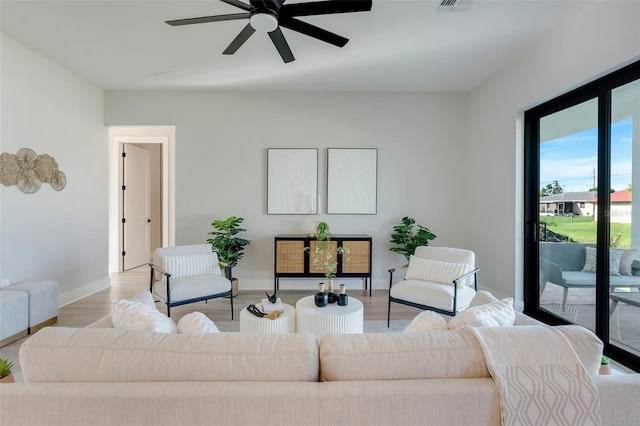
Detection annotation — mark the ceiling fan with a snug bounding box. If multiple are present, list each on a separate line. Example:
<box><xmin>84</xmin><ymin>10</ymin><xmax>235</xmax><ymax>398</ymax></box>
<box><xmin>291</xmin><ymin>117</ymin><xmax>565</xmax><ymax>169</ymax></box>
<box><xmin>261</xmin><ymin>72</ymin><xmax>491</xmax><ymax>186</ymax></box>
<box><xmin>166</xmin><ymin>0</ymin><xmax>373</xmax><ymax>63</ymax></box>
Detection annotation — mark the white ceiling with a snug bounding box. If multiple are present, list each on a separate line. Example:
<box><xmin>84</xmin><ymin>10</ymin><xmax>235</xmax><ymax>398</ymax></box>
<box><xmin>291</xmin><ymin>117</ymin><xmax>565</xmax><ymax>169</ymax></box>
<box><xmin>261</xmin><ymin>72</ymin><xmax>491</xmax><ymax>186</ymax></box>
<box><xmin>0</xmin><ymin>0</ymin><xmax>592</xmax><ymax>92</ymax></box>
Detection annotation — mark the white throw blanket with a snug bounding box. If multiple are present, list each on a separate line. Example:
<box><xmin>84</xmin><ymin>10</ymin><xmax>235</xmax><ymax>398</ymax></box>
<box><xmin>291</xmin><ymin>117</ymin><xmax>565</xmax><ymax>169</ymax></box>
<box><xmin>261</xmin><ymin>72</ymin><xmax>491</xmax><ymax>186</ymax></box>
<box><xmin>468</xmin><ymin>325</ymin><xmax>600</xmax><ymax>426</ymax></box>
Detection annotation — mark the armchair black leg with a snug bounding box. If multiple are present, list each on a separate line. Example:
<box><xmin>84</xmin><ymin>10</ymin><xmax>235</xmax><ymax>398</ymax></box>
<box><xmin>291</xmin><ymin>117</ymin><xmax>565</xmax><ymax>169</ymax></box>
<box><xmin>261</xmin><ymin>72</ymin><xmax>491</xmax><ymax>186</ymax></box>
<box><xmin>230</xmin><ymin>290</ymin><xmax>234</xmax><ymax>321</ymax></box>
<box><xmin>387</xmin><ymin>297</ymin><xmax>391</xmax><ymax>327</ymax></box>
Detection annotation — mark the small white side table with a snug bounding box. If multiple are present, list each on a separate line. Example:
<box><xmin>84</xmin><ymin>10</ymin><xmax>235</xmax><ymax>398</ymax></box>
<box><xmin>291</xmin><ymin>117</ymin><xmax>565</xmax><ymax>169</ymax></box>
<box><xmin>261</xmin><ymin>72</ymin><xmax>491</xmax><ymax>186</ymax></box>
<box><xmin>295</xmin><ymin>295</ymin><xmax>363</xmax><ymax>339</ymax></box>
<box><xmin>239</xmin><ymin>303</ymin><xmax>296</xmax><ymax>334</ymax></box>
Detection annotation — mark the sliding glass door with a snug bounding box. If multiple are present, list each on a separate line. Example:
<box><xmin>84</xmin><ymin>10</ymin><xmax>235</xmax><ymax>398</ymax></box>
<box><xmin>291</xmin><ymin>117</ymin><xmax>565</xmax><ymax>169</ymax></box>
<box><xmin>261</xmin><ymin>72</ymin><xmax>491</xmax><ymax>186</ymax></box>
<box><xmin>524</xmin><ymin>60</ymin><xmax>640</xmax><ymax>371</ymax></box>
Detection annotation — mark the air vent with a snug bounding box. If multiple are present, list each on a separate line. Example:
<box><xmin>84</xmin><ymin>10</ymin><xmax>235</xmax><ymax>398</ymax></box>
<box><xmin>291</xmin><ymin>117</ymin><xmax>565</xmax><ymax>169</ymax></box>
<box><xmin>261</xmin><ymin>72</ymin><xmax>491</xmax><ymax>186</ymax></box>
<box><xmin>437</xmin><ymin>0</ymin><xmax>474</xmax><ymax>13</ymax></box>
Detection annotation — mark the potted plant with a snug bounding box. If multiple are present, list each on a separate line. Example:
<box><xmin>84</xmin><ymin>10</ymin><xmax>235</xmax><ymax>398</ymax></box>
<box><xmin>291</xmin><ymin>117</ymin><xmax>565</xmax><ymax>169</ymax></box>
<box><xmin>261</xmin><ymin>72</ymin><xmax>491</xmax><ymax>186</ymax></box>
<box><xmin>306</xmin><ymin>221</ymin><xmax>349</xmax><ymax>299</ymax></box>
<box><xmin>206</xmin><ymin>216</ymin><xmax>251</xmax><ymax>297</ymax></box>
<box><xmin>389</xmin><ymin>216</ymin><xmax>437</xmax><ymax>260</ymax></box>
<box><xmin>599</xmin><ymin>356</ymin><xmax>611</xmax><ymax>375</ymax></box>
<box><xmin>0</xmin><ymin>358</ymin><xmax>14</xmax><ymax>383</ymax></box>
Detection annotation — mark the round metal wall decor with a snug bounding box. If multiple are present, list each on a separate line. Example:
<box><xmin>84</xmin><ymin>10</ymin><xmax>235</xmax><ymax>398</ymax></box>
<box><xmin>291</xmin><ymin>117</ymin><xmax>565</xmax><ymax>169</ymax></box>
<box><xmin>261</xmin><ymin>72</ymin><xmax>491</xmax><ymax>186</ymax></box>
<box><xmin>0</xmin><ymin>148</ymin><xmax>66</xmax><ymax>193</ymax></box>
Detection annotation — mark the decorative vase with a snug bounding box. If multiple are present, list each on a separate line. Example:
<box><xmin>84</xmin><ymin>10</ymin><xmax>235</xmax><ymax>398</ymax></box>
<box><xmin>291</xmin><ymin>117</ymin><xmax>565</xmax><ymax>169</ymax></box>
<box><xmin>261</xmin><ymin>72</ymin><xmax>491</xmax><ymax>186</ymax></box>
<box><xmin>338</xmin><ymin>284</ymin><xmax>349</xmax><ymax>306</ymax></box>
<box><xmin>314</xmin><ymin>283</ymin><xmax>328</xmax><ymax>307</ymax></box>
<box><xmin>327</xmin><ymin>278</ymin><xmax>338</xmax><ymax>304</ymax></box>
<box><xmin>0</xmin><ymin>373</ymin><xmax>15</xmax><ymax>383</ymax></box>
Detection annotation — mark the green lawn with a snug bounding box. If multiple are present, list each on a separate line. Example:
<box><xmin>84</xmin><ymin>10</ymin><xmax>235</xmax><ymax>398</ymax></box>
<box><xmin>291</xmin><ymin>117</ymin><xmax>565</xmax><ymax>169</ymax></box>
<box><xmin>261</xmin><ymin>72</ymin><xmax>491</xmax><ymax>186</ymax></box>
<box><xmin>540</xmin><ymin>216</ymin><xmax>631</xmax><ymax>248</ymax></box>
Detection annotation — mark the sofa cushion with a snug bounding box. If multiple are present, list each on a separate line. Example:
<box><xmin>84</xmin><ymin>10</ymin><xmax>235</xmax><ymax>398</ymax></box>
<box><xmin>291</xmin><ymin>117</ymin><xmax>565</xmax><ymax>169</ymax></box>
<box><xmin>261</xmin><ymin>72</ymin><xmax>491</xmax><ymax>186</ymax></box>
<box><xmin>177</xmin><ymin>312</ymin><xmax>219</xmax><ymax>334</ymax></box>
<box><xmin>406</xmin><ymin>256</ymin><xmax>472</xmax><ymax>288</ymax></box>
<box><xmin>403</xmin><ymin>311</ymin><xmax>448</xmax><ymax>332</ymax></box>
<box><xmin>20</xmin><ymin>327</ymin><xmax>319</xmax><ymax>383</ymax></box>
<box><xmin>390</xmin><ymin>280</ymin><xmax>476</xmax><ymax>313</ymax></box>
<box><xmin>111</xmin><ymin>299</ymin><xmax>177</xmax><ymax>334</ymax></box>
<box><xmin>154</xmin><ymin>274</ymin><xmax>231</xmax><ymax>303</ymax></box>
<box><xmin>562</xmin><ymin>271</ymin><xmax>640</xmax><ymax>287</ymax></box>
<box><xmin>319</xmin><ymin>329</ymin><xmax>491</xmax><ymax>381</ymax></box>
<box><xmin>448</xmin><ymin>298</ymin><xmax>515</xmax><ymax>330</ymax></box>
<box><xmin>319</xmin><ymin>325</ymin><xmax>603</xmax><ymax>382</ymax></box>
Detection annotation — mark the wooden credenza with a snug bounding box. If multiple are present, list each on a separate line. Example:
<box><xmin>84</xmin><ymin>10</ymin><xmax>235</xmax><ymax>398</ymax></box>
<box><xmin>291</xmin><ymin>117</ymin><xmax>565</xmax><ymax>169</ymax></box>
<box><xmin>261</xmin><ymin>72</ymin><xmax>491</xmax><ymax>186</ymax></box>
<box><xmin>274</xmin><ymin>234</ymin><xmax>372</xmax><ymax>296</ymax></box>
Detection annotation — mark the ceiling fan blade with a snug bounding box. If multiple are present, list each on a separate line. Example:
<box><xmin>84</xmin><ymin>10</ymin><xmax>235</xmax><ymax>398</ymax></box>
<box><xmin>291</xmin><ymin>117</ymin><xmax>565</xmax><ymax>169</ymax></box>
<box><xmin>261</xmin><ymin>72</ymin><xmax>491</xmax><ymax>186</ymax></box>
<box><xmin>223</xmin><ymin>23</ymin><xmax>256</xmax><ymax>54</ymax></box>
<box><xmin>166</xmin><ymin>13</ymin><xmax>250</xmax><ymax>26</ymax></box>
<box><xmin>280</xmin><ymin>17</ymin><xmax>348</xmax><ymax>47</ymax></box>
<box><xmin>268</xmin><ymin>28</ymin><xmax>295</xmax><ymax>63</ymax></box>
<box><xmin>220</xmin><ymin>0</ymin><xmax>252</xmax><ymax>12</ymax></box>
<box><xmin>280</xmin><ymin>0</ymin><xmax>372</xmax><ymax>17</ymax></box>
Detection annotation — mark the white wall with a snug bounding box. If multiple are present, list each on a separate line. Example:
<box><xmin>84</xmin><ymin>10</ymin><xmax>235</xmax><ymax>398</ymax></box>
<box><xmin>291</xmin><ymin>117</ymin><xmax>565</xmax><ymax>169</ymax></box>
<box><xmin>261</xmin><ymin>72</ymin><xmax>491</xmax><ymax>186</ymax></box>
<box><xmin>468</xmin><ymin>1</ymin><xmax>640</xmax><ymax>302</ymax></box>
<box><xmin>0</xmin><ymin>34</ymin><xmax>109</xmax><ymax>305</ymax></box>
<box><xmin>104</xmin><ymin>91</ymin><xmax>471</xmax><ymax>290</ymax></box>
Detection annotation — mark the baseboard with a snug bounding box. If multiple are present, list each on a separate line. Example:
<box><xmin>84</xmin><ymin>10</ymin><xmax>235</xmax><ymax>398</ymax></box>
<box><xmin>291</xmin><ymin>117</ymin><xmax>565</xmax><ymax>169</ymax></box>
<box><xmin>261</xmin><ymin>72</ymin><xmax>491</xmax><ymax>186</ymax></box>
<box><xmin>58</xmin><ymin>277</ymin><xmax>111</xmax><ymax>308</ymax></box>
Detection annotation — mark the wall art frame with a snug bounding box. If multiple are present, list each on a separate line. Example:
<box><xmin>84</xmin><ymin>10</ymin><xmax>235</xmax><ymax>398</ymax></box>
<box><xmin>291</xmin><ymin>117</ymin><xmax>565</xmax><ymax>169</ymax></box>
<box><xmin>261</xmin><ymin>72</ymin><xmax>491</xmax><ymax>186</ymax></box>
<box><xmin>267</xmin><ymin>148</ymin><xmax>318</xmax><ymax>215</ymax></box>
<box><xmin>327</xmin><ymin>148</ymin><xmax>377</xmax><ymax>215</ymax></box>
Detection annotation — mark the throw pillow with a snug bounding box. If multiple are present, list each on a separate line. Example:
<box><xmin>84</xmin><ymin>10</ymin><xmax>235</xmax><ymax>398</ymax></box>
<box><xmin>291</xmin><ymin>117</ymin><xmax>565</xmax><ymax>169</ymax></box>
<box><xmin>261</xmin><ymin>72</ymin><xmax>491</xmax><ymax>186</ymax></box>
<box><xmin>162</xmin><ymin>251</ymin><xmax>220</xmax><ymax>279</ymax></box>
<box><xmin>469</xmin><ymin>290</ymin><xmax>499</xmax><ymax>308</ymax></box>
<box><xmin>406</xmin><ymin>256</ymin><xmax>473</xmax><ymax>288</ymax></box>
<box><xmin>128</xmin><ymin>291</ymin><xmax>157</xmax><ymax>309</ymax></box>
<box><xmin>403</xmin><ymin>311</ymin><xmax>449</xmax><ymax>332</ymax></box>
<box><xmin>619</xmin><ymin>249</ymin><xmax>637</xmax><ymax>276</ymax></box>
<box><xmin>448</xmin><ymin>298</ymin><xmax>515</xmax><ymax>330</ymax></box>
<box><xmin>177</xmin><ymin>312</ymin><xmax>220</xmax><ymax>334</ymax></box>
<box><xmin>582</xmin><ymin>246</ymin><xmax>623</xmax><ymax>276</ymax></box>
<box><xmin>111</xmin><ymin>299</ymin><xmax>177</xmax><ymax>334</ymax></box>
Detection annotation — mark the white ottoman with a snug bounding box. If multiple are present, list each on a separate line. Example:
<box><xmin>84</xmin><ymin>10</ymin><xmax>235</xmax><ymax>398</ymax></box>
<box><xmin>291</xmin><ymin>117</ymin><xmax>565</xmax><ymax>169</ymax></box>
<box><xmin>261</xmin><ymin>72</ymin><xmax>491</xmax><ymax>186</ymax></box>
<box><xmin>296</xmin><ymin>295</ymin><xmax>364</xmax><ymax>339</ymax></box>
<box><xmin>240</xmin><ymin>303</ymin><xmax>296</xmax><ymax>334</ymax></box>
<box><xmin>0</xmin><ymin>290</ymin><xmax>29</xmax><ymax>347</ymax></box>
<box><xmin>8</xmin><ymin>280</ymin><xmax>58</xmax><ymax>333</ymax></box>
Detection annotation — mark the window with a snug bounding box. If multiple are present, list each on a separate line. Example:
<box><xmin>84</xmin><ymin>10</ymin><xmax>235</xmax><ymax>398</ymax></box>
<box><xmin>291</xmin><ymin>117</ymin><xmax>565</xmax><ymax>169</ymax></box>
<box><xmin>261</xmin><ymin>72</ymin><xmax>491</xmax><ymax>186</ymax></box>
<box><xmin>524</xmin><ymin>59</ymin><xmax>640</xmax><ymax>372</ymax></box>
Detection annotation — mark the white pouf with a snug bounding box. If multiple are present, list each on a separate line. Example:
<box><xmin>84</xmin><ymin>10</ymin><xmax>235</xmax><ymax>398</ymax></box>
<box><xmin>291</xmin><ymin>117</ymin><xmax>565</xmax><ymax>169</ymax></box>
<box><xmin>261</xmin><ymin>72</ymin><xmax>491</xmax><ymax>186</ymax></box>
<box><xmin>240</xmin><ymin>303</ymin><xmax>296</xmax><ymax>334</ymax></box>
<box><xmin>0</xmin><ymin>290</ymin><xmax>29</xmax><ymax>347</ymax></box>
<box><xmin>7</xmin><ymin>280</ymin><xmax>58</xmax><ymax>333</ymax></box>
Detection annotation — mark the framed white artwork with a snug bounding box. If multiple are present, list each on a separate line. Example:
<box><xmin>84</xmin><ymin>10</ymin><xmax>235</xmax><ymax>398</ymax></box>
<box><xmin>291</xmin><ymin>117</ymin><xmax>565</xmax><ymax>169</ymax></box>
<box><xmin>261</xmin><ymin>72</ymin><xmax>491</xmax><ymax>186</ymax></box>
<box><xmin>327</xmin><ymin>148</ymin><xmax>377</xmax><ymax>214</ymax></box>
<box><xmin>267</xmin><ymin>148</ymin><xmax>318</xmax><ymax>215</ymax></box>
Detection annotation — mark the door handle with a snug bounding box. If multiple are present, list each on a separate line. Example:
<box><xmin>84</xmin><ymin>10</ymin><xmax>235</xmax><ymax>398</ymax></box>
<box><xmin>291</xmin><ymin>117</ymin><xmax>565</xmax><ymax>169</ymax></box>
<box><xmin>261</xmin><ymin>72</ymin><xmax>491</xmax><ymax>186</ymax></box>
<box><xmin>147</xmin><ymin>219</ymin><xmax>151</xmax><ymax>223</ymax></box>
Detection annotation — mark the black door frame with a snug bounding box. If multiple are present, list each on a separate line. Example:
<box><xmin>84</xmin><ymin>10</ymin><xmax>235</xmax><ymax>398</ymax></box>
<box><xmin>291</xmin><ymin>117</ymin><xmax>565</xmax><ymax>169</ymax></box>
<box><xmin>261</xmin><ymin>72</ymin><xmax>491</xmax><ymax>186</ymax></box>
<box><xmin>523</xmin><ymin>59</ymin><xmax>640</xmax><ymax>372</ymax></box>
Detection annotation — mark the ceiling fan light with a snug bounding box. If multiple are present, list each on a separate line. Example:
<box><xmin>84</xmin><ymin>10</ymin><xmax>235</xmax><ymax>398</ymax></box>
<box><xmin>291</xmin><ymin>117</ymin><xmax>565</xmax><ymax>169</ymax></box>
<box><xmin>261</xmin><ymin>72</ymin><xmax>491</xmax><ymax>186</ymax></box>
<box><xmin>250</xmin><ymin>12</ymin><xmax>278</xmax><ymax>32</ymax></box>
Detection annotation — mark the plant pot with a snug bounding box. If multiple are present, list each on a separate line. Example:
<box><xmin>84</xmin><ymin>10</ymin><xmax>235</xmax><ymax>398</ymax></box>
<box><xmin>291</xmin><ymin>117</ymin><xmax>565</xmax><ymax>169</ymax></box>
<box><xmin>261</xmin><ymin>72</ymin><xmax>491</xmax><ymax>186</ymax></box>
<box><xmin>599</xmin><ymin>364</ymin><xmax>611</xmax><ymax>375</ymax></box>
<box><xmin>232</xmin><ymin>277</ymin><xmax>238</xmax><ymax>297</ymax></box>
<box><xmin>0</xmin><ymin>372</ymin><xmax>15</xmax><ymax>383</ymax></box>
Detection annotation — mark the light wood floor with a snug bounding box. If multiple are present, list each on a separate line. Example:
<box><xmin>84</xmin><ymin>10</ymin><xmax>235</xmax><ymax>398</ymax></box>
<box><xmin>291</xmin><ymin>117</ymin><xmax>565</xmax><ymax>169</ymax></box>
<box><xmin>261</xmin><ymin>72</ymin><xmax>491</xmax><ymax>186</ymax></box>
<box><xmin>59</xmin><ymin>268</ymin><xmax>421</xmax><ymax>326</ymax></box>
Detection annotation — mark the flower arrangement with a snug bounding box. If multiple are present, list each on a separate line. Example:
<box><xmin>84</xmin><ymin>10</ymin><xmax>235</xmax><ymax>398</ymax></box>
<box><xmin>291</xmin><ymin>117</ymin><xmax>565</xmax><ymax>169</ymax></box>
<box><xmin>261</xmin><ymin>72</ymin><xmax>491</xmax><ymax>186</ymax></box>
<box><xmin>306</xmin><ymin>222</ymin><xmax>349</xmax><ymax>279</ymax></box>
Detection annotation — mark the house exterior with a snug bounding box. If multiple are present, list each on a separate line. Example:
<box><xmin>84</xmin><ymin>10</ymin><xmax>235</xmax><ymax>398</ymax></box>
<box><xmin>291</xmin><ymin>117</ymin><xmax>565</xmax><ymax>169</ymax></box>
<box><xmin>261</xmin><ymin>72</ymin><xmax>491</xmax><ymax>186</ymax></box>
<box><xmin>539</xmin><ymin>191</ymin><xmax>597</xmax><ymax>217</ymax></box>
<box><xmin>590</xmin><ymin>189</ymin><xmax>633</xmax><ymax>223</ymax></box>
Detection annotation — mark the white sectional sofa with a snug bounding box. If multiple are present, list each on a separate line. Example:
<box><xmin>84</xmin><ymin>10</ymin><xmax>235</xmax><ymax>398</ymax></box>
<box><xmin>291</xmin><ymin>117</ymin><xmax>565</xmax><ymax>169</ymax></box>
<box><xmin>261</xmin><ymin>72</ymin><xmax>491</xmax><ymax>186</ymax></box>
<box><xmin>1</xmin><ymin>319</ymin><xmax>640</xmax><ymax>425</ymax></box>
<box><xmin>2</xmin><ymin>291</ymin><xmax>639</xmax><ymax>425</ymax></box>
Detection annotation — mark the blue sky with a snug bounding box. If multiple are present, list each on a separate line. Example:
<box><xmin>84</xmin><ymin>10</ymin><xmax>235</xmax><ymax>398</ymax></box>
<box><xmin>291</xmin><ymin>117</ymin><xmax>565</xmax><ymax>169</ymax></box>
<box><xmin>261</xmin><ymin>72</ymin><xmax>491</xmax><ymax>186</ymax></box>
<box><xmin>540</xmin><ymin>118</ymin><xmax>632</xmax><ymax>192</ymax></box>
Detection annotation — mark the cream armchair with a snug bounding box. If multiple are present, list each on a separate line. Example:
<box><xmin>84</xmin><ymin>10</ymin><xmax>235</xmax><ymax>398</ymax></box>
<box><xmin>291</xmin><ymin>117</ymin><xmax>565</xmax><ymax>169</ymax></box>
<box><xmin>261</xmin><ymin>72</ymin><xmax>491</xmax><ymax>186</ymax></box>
<box><xmin>388</xmin><ymin>246</ymin><xmax>478</xmax><ymax>325</ymax></box>
<box><xmin>149</xmin><ymin>244</ymin><xmax>233</xmax><ymax>318</ymax></box>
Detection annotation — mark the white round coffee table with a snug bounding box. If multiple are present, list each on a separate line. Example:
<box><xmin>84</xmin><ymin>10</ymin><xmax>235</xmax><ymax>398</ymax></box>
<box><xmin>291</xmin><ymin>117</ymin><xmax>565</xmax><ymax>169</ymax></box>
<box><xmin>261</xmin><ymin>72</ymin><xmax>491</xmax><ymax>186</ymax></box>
<box><xmin>239</xmin><ymin>303</ymin><xmax>296</xmax><ymax>334</ymax></box>
<box><xmin>295</xmin><ymin>295</ymin><xmax>363</xmax><ymax>339</ymax></box>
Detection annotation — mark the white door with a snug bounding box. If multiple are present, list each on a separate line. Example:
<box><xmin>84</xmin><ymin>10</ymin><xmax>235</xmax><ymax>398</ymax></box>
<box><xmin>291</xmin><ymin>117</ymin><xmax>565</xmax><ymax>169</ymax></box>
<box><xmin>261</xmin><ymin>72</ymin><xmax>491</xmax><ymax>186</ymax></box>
<box><xmin>123</xmin><ymin>144</ymin><xmax>151</xmax><ymax>270</ymax></box>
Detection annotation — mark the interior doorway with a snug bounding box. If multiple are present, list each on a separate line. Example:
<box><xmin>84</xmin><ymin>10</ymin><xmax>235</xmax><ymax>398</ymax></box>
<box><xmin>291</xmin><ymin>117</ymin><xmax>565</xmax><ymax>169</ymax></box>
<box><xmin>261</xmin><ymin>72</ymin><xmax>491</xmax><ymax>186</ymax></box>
<box><xmin>108</xmin><ymin>127</ymin><xmax>175</xmax><ymax>273</ymax></box>
<box><xmin>122</xmin><ymin>143</ymin><xmax>153</xmax><ymax>270</ymax></box>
